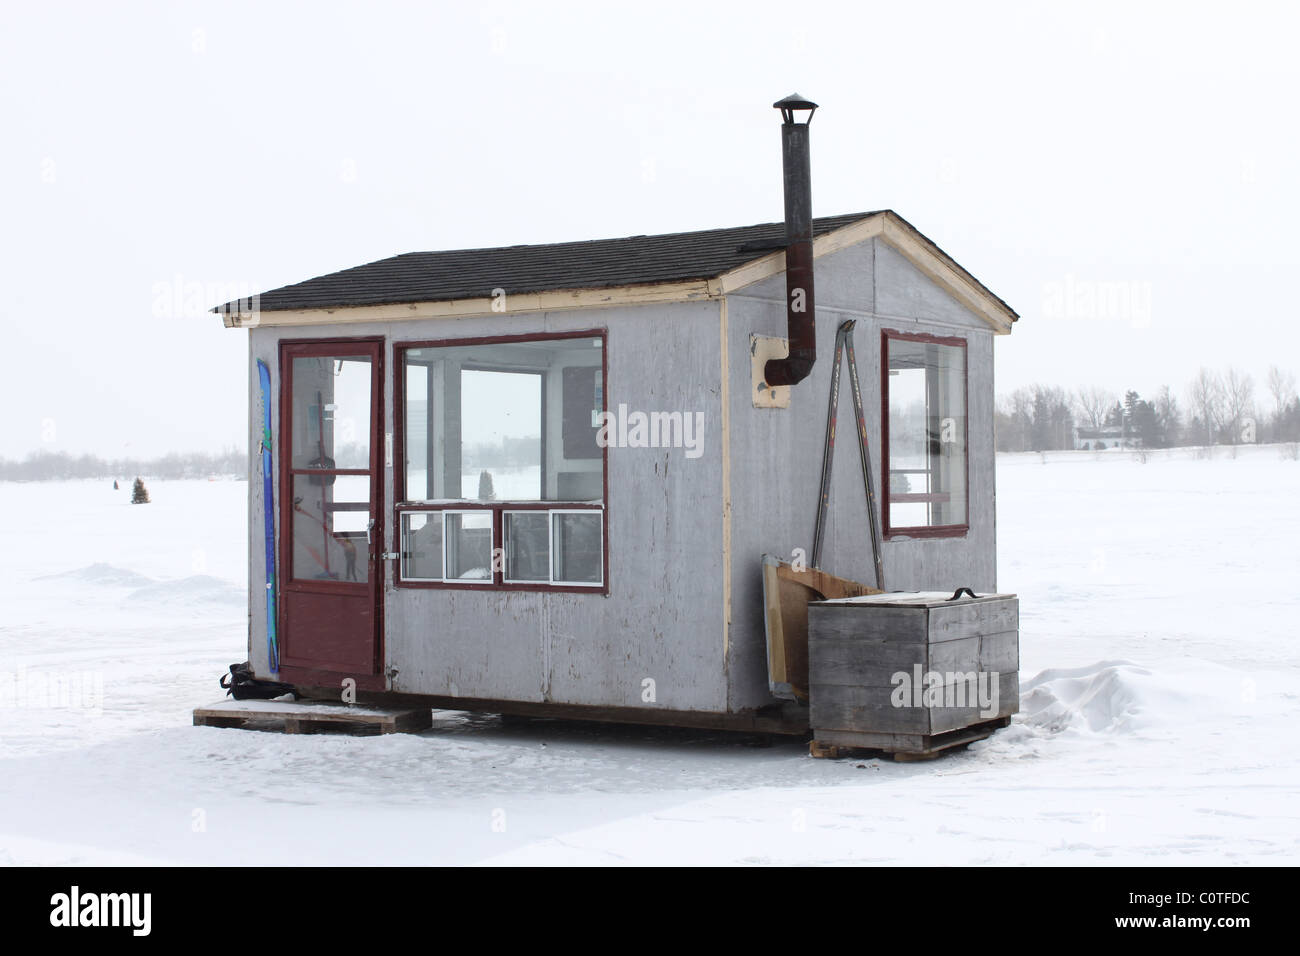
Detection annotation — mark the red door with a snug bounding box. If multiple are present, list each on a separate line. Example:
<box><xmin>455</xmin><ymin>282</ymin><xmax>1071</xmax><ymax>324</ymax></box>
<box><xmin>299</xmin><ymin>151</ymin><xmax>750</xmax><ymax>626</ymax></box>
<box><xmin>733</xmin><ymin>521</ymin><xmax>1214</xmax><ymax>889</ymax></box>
<box><xmin>278</xmin><ymin>339</ymin><xmax>384</xmax><ymax>688</ymax></box>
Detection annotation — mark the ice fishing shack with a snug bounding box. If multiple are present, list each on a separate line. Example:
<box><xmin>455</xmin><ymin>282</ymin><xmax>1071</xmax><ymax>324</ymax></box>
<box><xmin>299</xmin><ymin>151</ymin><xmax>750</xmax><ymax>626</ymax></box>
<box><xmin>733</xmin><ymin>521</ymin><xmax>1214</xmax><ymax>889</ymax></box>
<box><xmin>215</xmin><ymin>95</ymin><xmax>1021</xmax><ymax>755</ymax></box>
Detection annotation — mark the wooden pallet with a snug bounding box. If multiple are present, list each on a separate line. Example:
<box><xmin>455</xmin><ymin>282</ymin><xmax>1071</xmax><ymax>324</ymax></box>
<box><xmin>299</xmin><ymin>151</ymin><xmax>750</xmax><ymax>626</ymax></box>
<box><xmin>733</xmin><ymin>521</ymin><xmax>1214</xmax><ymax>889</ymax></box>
<box><xmin>193</xmin><ymin>699</ymin><xmax>432</xmax><ymax>736</ymax></box>
<box><xmin>810</xmin><ymin>716</ymin><xmax>1011</xmax><ymax>761</ymax></box>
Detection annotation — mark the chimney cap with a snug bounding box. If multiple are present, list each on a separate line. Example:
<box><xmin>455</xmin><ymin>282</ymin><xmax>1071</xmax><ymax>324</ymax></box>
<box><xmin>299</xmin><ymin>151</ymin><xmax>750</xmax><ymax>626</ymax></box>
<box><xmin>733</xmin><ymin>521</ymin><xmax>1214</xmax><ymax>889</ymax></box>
<box><xmin>773</xmin><ymin>93</ymin><xmax>817</xmax><ymax>124</ymax></box>
<box><xmin>773</xmin><ymin>93</ymin><xmax>818</xmax><ymax>111</ymax></box>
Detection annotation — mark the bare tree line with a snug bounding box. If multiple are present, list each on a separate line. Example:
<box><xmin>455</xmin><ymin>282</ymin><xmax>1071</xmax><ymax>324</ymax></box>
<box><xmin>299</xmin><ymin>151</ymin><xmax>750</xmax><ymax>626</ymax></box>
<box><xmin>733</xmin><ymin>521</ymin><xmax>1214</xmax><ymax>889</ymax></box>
<box><xmin>5</xmin><ymin>366</ymin><xmax>1298</xmax><ymax>475</ymax></box>
<box><xmin>997</xmin><ymin>365</ymin><xmax>1300</xmax><ymax>453</ymax></box>
<box><xmin>0</xmin><ymin>447</ymin><xmax>246</xmax><ymax>482</ymax></box>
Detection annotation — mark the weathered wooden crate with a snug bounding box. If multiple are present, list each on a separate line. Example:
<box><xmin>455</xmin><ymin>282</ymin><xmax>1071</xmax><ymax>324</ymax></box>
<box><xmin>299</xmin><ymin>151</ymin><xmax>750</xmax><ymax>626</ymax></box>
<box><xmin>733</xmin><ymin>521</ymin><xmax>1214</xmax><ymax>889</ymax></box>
<box><xmin>808</xmin><ymin>591</ymin><xmax>1019</xmax><ymax>757</ymax></box>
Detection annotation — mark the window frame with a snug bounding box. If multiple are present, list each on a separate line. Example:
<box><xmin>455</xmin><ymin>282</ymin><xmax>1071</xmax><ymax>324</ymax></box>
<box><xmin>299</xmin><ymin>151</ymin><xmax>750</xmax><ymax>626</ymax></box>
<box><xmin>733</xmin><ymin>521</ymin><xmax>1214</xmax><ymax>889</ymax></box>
<box><xmin>397</xmin><ymin>503</ymin><xmax>605</xmax><ymax>591</ymax></box>
<box><xmin>546</xmin><ymin>508</ymin><xmax>605</xmax><ymax>587</ymax></box>
<box><xmin>501</xmin><ymin>508</ymin><xmax>552</xmax><ymax>586</ymax></box>
<box><xmin>880</xmin><ymin>329</ymin><xmax>970</xmax><ymax>540</ymax></box>
<box><xmin>393</xmin><ymin>329</ymin><xmax>609</xmax><ymax>593</ymax></box>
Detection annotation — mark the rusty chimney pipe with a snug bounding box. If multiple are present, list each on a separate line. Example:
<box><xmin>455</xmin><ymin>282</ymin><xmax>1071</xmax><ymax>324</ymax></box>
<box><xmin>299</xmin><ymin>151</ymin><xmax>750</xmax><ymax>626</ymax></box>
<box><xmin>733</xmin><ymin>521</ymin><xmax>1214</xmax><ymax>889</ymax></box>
<box><xmin>763</xmin><ymin>93</ymin><xmax>818</xmax><ymax>387</ymax></box>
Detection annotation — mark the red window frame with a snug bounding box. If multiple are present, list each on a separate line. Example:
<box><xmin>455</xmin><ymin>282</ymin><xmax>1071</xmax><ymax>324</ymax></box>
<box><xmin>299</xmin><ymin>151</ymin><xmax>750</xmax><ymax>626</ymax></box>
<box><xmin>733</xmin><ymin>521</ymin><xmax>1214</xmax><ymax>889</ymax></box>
<box><xmin>393</xmin><ymin>329</ymin><xmax>609</xmax><ymax>594</ymax></box>
<box><xmin>880</xmin><ymin>329</ymin><xmax>970</xmax><ymax>539</ymax></box>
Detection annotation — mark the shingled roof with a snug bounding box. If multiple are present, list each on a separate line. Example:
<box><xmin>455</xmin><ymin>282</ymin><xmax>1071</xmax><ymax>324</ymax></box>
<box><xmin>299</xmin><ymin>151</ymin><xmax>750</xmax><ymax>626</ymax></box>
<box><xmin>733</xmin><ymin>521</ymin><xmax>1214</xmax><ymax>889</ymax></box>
<box><xmin>214</xmin><ymin>210</ymin><xmax>1018</xmax><ymax>328</ymax></box>
<box><xmin>217</xmin><ymin>213</ymin><xmax>885</xmax><ymax>314</ymax></box>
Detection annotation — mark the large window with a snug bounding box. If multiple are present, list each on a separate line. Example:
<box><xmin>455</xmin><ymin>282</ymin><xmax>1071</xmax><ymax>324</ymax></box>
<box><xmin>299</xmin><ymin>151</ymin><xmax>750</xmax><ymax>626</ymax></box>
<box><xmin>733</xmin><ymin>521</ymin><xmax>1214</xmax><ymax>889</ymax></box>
<box><xmin>397</xmin><ymin>331</ymin><xmax>606</xmax><ymax>590</ymax></box>
<box><xmin>882</xmin><ymin>330</ymin><xmax>968</xmax><ymax>537</ymax></box>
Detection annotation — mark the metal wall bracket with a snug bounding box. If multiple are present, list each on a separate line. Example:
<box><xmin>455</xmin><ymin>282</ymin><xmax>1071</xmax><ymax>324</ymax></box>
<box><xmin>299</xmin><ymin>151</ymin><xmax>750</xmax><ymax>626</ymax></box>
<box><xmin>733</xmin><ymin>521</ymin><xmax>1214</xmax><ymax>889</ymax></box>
<box><xmin>751</xmin><ymin>334</ymin><xmax>792</xmax><ymax>408</ymax></box>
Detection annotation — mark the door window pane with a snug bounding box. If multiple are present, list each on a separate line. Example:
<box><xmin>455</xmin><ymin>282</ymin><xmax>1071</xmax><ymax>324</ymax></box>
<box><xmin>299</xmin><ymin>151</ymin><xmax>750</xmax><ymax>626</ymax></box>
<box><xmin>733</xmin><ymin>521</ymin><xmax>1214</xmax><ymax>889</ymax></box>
<box><xmin>552</xmin><ymin>512</ymin><xmax>602</xmax><ymax>584</ymax></box>
<box><xmin>292</xmin><ymin>355</ymin><xmax>372</xmax><ymax>470</ymax></box>
<box><xmin>291</xmin><ymin>475</ymin><xmax>369</xmax><ymax>583</ymax></box>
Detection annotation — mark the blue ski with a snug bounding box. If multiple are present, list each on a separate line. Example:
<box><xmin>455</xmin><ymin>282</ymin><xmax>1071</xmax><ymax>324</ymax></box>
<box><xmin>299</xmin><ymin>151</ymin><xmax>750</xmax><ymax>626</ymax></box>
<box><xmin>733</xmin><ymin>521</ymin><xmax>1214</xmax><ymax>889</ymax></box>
<box><xmin>257</xmin><ymin>359</ymin><xmax>280</xmax><ymax>673</ymax></box>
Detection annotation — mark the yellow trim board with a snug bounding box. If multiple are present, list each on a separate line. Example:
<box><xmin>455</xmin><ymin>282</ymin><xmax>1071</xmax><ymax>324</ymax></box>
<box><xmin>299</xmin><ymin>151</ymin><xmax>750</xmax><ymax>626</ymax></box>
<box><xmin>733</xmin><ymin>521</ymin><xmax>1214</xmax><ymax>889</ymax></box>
<box><xmin>719</xmin><ymin>297</ymin><xmax>733</xmax><ymax>668</ymax></box>
<box><xmin>221</xmin><ymin>279</ymin><xmax>719</xmax><ymax>329</ymax></box>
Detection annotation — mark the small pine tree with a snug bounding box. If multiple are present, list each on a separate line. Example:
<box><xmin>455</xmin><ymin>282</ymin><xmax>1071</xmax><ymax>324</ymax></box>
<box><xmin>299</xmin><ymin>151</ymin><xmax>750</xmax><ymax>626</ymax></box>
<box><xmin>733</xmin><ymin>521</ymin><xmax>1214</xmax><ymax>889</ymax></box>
<box><xmin>477</xmin><ymin>469</ymin><xmax>495</xmax><ymax>500</ymax></box>
<box><xmin>131</xmin><ymin>477</ymin><xmax>150</xmax><ymax>504</ymax></box>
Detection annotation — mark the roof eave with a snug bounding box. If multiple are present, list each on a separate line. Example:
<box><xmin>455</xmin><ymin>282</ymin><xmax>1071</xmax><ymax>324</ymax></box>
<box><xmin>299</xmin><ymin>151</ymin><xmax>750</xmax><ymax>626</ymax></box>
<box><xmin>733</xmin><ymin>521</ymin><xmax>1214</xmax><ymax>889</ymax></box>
<box><xmin>216</xmin><ymin>277</ymin><xmax>723</xmax><ymax>329</ymax></box>
<box><xmin>216</xmin><ymin>211</ymin><xmax>1019</xmax><ymax>334</ymax></box>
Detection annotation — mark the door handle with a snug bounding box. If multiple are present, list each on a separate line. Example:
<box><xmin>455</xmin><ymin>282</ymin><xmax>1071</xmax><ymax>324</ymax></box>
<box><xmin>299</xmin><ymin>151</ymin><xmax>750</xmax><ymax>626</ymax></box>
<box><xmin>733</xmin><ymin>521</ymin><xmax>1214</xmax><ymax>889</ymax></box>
<box><xmin>366</xmin><ymin>517</ymin><xmax>375</xmax><ymax>544</ymax></box>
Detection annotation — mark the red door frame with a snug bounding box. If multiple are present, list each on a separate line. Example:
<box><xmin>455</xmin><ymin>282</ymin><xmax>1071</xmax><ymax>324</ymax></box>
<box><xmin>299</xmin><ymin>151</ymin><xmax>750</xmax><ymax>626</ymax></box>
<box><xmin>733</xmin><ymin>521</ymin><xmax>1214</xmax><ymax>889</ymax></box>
<box><xmin>277</xmin><ymin>337</ymin><xmax>386</xmax><ymax>691</ymax></box>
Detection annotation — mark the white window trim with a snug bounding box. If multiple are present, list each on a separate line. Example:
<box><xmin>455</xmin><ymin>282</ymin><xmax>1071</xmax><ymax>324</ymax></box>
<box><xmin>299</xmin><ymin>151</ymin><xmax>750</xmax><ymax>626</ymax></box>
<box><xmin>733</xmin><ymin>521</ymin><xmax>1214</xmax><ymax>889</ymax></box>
<box><xmin>399</xmin><ymin>506</ymin><xmax>604</xmax><ymax>588</ymax></box>
<box><xmin>502</xmin><ymin>510</ymin><xmax>551</xmax><ymax>586</ymax></box>
<box><xmin>399</xmin><ymin>509</ymin><xmax>495</xmax><ymax>585</ymax></box>
<box><xmin>442</xmin><ymin>509</ymin><xmax>495</xmax><ymax>585</ymax></box>
<box><xmin>549</xmin><ymin>509</ymin><xmax>604</xmax><ymax>588</ymax></box>
<box><xmin>399</xmin><ymin>510</ymin><xmax>441</xmax><ymax>583</ymax></box>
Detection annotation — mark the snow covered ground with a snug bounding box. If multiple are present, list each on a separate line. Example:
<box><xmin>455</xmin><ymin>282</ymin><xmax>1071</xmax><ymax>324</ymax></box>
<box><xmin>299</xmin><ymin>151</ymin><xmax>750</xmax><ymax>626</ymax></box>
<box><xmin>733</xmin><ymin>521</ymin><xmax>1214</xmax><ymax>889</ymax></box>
<box><xmin>1</xmin><ymin>445</ymin><xmax>1297</xmax><ymax>865</ymax></box>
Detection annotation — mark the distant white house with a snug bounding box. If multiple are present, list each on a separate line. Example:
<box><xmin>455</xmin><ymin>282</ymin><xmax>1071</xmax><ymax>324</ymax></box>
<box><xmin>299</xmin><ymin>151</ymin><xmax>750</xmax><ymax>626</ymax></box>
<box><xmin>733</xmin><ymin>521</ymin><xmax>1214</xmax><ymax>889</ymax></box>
<box><xmin>1074</xmin><ymin>425</ymin><xmax>1128</xmax><ymax>450</ymax></box>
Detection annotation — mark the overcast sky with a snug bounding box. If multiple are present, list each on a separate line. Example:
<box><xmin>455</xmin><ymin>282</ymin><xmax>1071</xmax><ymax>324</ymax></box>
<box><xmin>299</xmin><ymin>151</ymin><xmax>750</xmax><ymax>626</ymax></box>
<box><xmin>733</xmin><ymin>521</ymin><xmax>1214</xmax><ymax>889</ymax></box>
<box><xmin>2</xmin><ymin>1</ymin><xmax>1296</xmax><ymax>458</ymax></box>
